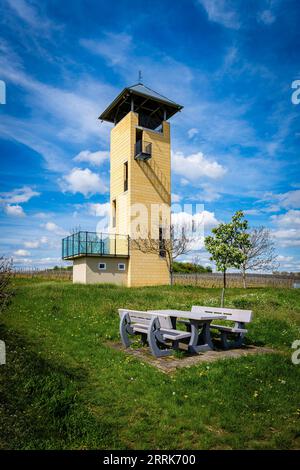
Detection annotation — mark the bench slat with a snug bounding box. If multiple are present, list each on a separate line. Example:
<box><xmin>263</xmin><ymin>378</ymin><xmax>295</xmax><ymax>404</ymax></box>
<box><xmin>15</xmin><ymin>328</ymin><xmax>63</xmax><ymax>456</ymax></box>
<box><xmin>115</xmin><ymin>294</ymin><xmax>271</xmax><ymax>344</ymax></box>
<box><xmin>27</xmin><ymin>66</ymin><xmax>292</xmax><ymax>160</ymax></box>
<box><xmin>160</xmin><ymin>328</ymin><xmax>191</xmax><ymax>341</ymax></box>
<box><xmin>210</xmin><ymin>324</ymin><xmax>248</xmax><ymax>333</ymax></box>
<box><xmin>191</xmin><ymin>305</ymin><xmax>252</xmax><ymax>323</ymax></box>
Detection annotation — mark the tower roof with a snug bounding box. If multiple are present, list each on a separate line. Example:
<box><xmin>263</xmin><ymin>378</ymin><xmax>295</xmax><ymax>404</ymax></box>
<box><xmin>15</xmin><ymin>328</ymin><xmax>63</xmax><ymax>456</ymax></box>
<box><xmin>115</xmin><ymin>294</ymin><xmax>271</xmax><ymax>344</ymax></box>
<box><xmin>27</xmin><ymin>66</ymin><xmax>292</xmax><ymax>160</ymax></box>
<box><xmin>99</xmin><ymin>83</ymin><xmax>183</xmax><ymax>125</ymax></box>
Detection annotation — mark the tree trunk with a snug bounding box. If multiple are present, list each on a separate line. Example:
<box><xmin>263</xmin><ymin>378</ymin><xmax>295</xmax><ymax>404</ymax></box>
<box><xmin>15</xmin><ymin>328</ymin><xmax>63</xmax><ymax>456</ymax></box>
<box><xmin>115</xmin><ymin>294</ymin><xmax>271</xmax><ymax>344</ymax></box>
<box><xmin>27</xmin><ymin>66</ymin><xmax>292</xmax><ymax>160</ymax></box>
<box><xmin>242</xmin><ymin>269</ymin><xmax>247</xmax><ymax>289</ymax></box>
<box><xmin>170</xmin><ymin>269</ymin><xmax>173</xmax><ymax>286</ymax></box>
<box><xmin>221</xmin><ymin>288</ymin><xmax>225</xmax><ymax>307</ymax></box>
<box><xmin>221</xmin><ymin>269</ymin><xmax>226</xmax><ymax>307</ymax></box>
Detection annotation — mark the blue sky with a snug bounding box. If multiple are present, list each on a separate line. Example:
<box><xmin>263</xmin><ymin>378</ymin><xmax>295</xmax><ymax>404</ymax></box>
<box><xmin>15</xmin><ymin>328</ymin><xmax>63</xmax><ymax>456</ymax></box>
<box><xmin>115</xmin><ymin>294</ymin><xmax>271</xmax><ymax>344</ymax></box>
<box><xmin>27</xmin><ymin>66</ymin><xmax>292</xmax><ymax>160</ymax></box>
<box><xmin>0</xmin><ymin>0</ymin><xmax>299</xmax><ymax>271</ymax></box>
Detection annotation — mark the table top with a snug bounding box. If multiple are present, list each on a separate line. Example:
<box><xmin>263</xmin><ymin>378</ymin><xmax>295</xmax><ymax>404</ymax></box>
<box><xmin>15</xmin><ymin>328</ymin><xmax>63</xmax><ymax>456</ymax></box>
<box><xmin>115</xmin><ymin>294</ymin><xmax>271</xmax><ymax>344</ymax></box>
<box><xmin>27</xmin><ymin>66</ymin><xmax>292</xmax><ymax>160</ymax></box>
<box><xmin>147</xmin><ymin>309</ymin><xmax>226</xmax><ymax>321</ymax></box>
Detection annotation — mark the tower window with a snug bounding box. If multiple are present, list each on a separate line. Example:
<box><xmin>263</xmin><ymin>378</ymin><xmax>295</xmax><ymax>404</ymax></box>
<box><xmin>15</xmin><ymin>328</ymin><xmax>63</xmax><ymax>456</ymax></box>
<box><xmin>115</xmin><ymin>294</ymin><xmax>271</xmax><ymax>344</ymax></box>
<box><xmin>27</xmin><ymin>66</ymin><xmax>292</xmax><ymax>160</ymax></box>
<box><xmin>98</xmin><ymin>263</ymin><xmax>106</xmax><ymax>270</ymax></box>
<box><xmin>159</xmin><ymin>226</ymin><xmax>166</xmax><ymax>258</ymax></box>
<box><xmin>112</xmin><ymin>199</ymin><xmax>116</xmax><ymax>228</ymax></box>
<box><xmin>118</xmin><ymin>263</ymin><xmax>126</xmax><ymax>271</ymax></box>
<box><xmin>124</xmin><ymin>162</ymin><xmax>128</xmax><ymax>192</ymax></box>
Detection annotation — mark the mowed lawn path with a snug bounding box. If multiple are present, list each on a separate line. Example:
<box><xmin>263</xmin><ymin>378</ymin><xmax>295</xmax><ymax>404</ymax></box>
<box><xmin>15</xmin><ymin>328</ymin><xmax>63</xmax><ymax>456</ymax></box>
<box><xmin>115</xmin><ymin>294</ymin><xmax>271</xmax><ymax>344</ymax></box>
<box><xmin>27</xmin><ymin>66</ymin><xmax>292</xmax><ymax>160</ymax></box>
<box><xmin>1</xmin><ymin>279</ymin><xmax>300</xmax><ymax>449</ymax></box>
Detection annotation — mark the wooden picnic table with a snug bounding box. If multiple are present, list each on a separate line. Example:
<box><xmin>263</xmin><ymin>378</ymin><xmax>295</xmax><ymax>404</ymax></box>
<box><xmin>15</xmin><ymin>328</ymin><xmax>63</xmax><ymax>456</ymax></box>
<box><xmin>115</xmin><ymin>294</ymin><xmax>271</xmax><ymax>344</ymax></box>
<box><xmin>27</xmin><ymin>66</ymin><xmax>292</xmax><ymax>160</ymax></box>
<box><xmin>148</xmin><ymin>309</ymin><xmax>226</xmax><ymax>353</ymax></box>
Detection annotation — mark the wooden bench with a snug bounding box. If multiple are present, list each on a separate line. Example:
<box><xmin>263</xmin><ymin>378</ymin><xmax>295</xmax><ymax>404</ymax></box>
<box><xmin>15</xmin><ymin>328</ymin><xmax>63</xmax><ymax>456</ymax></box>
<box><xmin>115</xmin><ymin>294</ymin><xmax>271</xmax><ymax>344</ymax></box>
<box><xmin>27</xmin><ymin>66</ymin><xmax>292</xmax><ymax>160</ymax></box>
<box><xmin>191</xmin><ymin>306</ymin><xmax>253</xmax><ymax>349</ymax></box>
<box><xmin>118</xmin><ymin>309</ymin><xmax>192</xmax><ymax>357</ymax></box>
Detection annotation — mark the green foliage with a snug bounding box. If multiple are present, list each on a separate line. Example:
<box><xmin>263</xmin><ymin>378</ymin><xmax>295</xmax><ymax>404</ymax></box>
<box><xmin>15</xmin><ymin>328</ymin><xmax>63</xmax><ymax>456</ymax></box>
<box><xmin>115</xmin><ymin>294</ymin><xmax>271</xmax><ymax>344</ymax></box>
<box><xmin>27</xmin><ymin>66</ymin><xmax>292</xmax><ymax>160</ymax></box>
<box><xmin>173</xmin><ymin>261</ymin><xmax>212</xmax><ymax>274</ymax></box>
<box><xmin>205</xmin><ymin>211</ymin><xmax>250</xmax><ymax>302</ymax></box>
<box><xmin>205</xmin><ymin>211</ymin><xmax>250</xmax><ymax>275</ymax></box>
<box><xmin>1</xmin><ymin>279</ymin><xmax>300</xmax><ymax>449</ymax></box>
<box><xmin>0</xmin><ymin>257</ymin><xmax>13</xmax><ymax>314</ymax></box>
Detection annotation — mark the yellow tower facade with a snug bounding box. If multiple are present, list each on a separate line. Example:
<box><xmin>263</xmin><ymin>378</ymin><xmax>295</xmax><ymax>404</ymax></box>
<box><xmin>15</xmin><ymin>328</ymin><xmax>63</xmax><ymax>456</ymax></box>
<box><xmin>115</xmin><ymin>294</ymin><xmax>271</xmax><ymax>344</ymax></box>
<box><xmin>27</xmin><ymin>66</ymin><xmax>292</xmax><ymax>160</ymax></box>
<box><xmin>63</xmin><ymin>83</ymin><xmax>182</xmax><ymax>286</ymax></box>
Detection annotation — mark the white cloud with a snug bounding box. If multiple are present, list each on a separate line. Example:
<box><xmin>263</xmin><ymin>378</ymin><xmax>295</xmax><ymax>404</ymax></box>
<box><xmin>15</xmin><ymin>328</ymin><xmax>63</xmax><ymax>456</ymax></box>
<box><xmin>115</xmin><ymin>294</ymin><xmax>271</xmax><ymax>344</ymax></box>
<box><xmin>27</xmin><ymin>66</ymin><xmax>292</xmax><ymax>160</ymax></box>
<box><xmin>23</xmin><ymin>237</ymin><xmax>48</xmax><ymax>249</ymax></box>
<box><xmin>187</xmin><ymin>128</ymin><xmax>199</xmax><ymax>139</ymax></box>
<box><xmin>273</xmin><ymin>231</ymin><xmax>300</xmax><ymax>248</ymax></box>
<box><xmin>0</xmin><ymin>186</ymin><xmax>40</xmax><ymax>204</ymax></box>
<box><xmin>60</xmin><ymin>168</ymin><xmax>108</xmax><ymax>197</ymax></box>
<box><xmin>43</xmin><ymin>222</ymin><xmax>67</xmax><ymax>237</ymax></box>
<box><xmin>172</xmin><ymin>151</ymin><xmax>226</xmax><ymax>182</ymax></box>
<box><xmin>23</xmin><ymin>240</ymin><xmax>39</xmax><ymax>249</ymax></box>
<box><xmin>74</xmin><ymin>149</ymin><xmax>110</xmax><ymax>167</ymax></box>
<box><xmin>13</xmin><ymin>257</ymin><xmax>63</xmax><ymax>268</ymax></box>
<box><xmin>271</xmin><ymin>210</ymin><xmax>300</xmax><ymax>248</ymax></box>
<box><xmin>14</xmin><ymin>249</ymin><xmax>30</xmax><ymax>257</ymax></box>
<box><xmin>197</xmin><ymin>183</ymin><xmax>221</xmax><ymax>202</ymax></box>
<box><xmin>4</xmin><ymin>204</ymin><xmax>25</xmax><ymax>217</ymax></box>
<box><xmin>197</xmin><ymin>0</ymin><xmax>240</xmax><ymax>29</ymax></box>
<box><xmin>277</xmin><ymin>190</ymin><xmax>300</xmax><ymax>210</ymax></box>
<box><xmin>172</xmin><ymin>209</ymin><xmax>219</xmax><ymax>230</ymax></box>
<box><xmin>271</xmin><ymin>210</ymin><xmax>300</xmax><ymax>227</ymax></box>
<box><xmin>277</xmin><ymin>255</ymin><xmax>294</xmax><ymax>263</ymax></box>
<box><xmin>253</xmin><ymin>190</ymin><xmax>300</xmax><ymax>214</ymax></box>
<box><xmin>87</xmin><ymin>202</ymin><xmax>110</xmax><ymax>217</ymax></box>
<box><xmin>171</xmin><ymin>209</ymin><xmax>219</xmax><ymax>250</ymax></box>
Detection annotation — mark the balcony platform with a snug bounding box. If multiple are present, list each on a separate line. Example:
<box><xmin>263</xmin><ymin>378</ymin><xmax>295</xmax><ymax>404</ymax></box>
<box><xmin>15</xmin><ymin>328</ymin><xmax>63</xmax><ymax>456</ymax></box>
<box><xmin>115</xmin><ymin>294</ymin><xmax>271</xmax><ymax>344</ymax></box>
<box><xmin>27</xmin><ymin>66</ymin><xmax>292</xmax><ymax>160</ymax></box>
<box><xmin>62</xmin><ymin>231</ymin><xmax>129</xmax><ymax>260</ymax></box>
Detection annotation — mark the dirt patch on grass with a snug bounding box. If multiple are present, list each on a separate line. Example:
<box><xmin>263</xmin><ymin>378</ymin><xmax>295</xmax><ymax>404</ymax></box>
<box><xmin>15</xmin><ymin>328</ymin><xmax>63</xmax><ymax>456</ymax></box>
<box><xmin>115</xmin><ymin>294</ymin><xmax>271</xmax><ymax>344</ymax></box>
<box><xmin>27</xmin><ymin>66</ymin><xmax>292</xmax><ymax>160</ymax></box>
<box><xmin>107</xmin><ymin>341</ymin><xmax>277</xmax><ymax>373</ymax></box>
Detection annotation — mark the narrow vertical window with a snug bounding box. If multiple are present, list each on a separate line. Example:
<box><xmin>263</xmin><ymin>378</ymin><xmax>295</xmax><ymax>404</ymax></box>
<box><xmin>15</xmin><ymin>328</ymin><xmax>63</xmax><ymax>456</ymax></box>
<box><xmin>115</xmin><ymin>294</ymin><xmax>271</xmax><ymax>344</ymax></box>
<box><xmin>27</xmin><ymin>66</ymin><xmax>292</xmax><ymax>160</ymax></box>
<box><xmin>124</xmin><ymin>161</ymin><xmax>128</xmax><ymax>192</ymax></box>
<box><xmin>159</xmin><ymin>226</ymin><xmax>166</xmax><ymax>258</ymax></box>
<box><xmin>112</xmin><ymin>199</ymin><xmax>116</xmax><ymax>228</ymax></box>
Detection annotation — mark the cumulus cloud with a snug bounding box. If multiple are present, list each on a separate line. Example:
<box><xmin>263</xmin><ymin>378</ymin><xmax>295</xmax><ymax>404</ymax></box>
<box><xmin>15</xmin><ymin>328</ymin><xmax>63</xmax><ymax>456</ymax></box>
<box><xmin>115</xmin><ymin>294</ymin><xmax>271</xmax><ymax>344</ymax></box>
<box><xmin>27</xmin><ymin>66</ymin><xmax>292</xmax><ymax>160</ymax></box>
<box><xmin>4</xmin><ymin>204</ymin><xmax>25</xmax><ymax>217</ymax></box>
<box><xmin>0</xmin><ymin>186</ymin><xmax>39</xmax><ymax>204</ymax></box>
<box><xmin>273</xmin><ymin>230</ymin><xmax>300</xmax><ymax>248</ymax></box>
<box><xmin>14</xmin><ymin>249</ymin><xmax>30</xmax><ymax>256</ymax></box>
<box><xmin>172</xmin><ymin>151</ymin><xmax>226</xmax><ymax>182</ymax></box>
<box><xmin>172</xmin><ymin>209</ymin><xmax>219</xmax><ymax>231</ymax></box>
<box><xmin>254</xmin><ymin>190</ymin><xmax>300</xmax><ymax>214</ymax></box>
<box><xmin>277</xmin><ymin>190</ymin><xmax>300</xmax><ymax>210</ymax></box>
<box><xmin>60</xmin><ymin>168</ymin><xmax>108</xmax><ymax>197</ymax></box>
<box><xmin>74</xmin><ymin>150</ymin><xmax>109</xmax><ymax>167</ymax></box>
<box><xmin>271</xmin><ymin>210</ymin><xmax>300</xmax><ymax>227</ymax></box>
<box><xmin>171</xmin><ymin>209</ymin><xmax>219</xmax><ymax>250</ymax></box>
<box><xmin>87</xmin><ymin>202</ymin><xmax>110</xmax><ymax>217</ymax></box>
<box><xmin>24</xmin><ymin>237</ymin><xmax>48</xmax><ymax>249</ymax></box>
<box><xmin>43</xmin><ymin>222</ymin><xmax>67</xmax><ymax>236</ymax></box>
<box><xmin>277</xmin><ymin>255</ymin><xmax>294</xmax><ymax>263</ymax></box>
<box><xmin>271</xmin><ymin>210</ymin><xmax>300</xmax><ymax>248</ymax></box>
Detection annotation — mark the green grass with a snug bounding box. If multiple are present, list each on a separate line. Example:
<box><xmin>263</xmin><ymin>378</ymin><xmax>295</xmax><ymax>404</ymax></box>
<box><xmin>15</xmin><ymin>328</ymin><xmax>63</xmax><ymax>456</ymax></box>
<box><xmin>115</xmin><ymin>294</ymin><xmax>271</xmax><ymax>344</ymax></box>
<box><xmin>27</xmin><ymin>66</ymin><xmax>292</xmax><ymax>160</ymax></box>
<box><xmin>1</xmin><ymin>279</ymin><xmax>300</xmax><ymax>449</ymax></box>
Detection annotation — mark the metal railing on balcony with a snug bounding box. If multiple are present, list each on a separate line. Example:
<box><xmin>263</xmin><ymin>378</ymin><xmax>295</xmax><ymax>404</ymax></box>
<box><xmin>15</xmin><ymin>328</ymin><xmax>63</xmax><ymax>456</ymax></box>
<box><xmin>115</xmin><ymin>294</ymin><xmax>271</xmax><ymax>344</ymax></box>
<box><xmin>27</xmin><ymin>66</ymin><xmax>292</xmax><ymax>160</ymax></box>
<box><xmin>62</xmin><ymin>231</ymin><xmax>130</xmax><ymax>260</ymax></box>
<box><xmin>134</xmin><ymin>140</ymin><xmax>152</xmax><ymax>161</ymax></box>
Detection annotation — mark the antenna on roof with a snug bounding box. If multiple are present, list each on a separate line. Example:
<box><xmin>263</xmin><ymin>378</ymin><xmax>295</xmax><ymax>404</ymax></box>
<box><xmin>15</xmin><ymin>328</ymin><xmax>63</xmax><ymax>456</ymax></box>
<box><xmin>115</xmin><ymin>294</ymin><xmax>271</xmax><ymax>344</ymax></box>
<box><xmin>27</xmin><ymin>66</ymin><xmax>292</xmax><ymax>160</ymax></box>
<box><xmin>138</xmin><ymin>70</ymin><xmax>143</xmax><ymax>84</ymax></box>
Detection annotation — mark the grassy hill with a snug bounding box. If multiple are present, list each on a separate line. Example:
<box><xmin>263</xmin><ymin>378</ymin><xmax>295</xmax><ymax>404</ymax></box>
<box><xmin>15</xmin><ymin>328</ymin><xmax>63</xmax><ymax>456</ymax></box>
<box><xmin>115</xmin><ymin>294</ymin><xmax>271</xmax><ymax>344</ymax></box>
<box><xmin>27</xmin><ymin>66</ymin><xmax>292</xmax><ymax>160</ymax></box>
<box><xmin>1</xmin><ymin>279</ymin><xmax>300</xmax><ymax>449</ymax></box>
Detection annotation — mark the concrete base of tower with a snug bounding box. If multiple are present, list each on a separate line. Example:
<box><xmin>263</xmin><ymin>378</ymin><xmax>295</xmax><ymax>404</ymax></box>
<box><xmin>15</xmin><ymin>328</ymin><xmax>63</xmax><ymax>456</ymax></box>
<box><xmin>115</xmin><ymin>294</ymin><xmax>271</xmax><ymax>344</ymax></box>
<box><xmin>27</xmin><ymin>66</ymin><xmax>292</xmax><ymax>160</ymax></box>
<box><xmin>72</xmin><ymin>256</ymin><xmax>128</xmax><ymax>285</ymax></box>
<box><xmin>72</xmin><ymin>252</ymin><xmax>171</xmax><ymax>287</ymax></box>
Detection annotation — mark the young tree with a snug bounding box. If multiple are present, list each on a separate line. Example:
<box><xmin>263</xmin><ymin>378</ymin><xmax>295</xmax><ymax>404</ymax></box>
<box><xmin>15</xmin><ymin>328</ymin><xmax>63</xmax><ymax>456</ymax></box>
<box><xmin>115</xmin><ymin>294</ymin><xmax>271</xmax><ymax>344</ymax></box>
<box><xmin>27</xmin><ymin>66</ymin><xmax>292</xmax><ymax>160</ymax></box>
<box><xmin>0</xmin><ymin>257</ymin><xmax>13</xmax><ymax>314</ymax></box>
<box><xmin>205</xmin><ymin>211</ymin><xmax>250</xmax><ymax>306</ymax></box>
<box><xmin>132</xmin><ymin>223</ymin><xmax>194</xmax><ymax>285</ymax></box>
<box><xmin>240</xmin><ymin>226</ymin><xmax>279</xmax><ymax>288</ymax></box>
